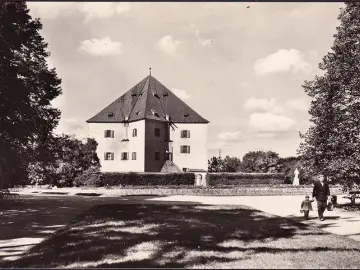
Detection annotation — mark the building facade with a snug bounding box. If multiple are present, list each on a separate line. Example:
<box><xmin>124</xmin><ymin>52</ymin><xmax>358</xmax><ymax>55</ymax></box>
<box><xmin>87</xmin><ymin>73</ymin><xmax>209</xmax><ymax>173</ymax></box>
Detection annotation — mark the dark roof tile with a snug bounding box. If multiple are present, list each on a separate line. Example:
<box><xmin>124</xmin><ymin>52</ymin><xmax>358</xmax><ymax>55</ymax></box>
<box><xmin>87</xmin><ymin>75</ymin><xmax>209</xmax><ymax>124</ymax></box>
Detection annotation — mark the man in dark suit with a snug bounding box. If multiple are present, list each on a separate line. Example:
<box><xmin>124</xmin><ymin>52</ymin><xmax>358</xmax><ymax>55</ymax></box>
<box><xmin>312</xmin><ymin>174</ymin><xmax>330</xmax><ymax>221</ymax></box>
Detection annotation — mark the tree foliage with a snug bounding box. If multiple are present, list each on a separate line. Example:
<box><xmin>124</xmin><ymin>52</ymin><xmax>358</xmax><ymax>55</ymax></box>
<box><xmin>208</xmin><ymin>156</ymin><xmax>224</xmax><ymax>172</ymax></box>
<box><xmin>298</xmin><ymin>2</ymin><xmax>360</xmax><ymax>189</ymax></box>
<box><xmin>240</xmin><ymin>151</ymin><xmax>280</xmax><ymax>173</ymax></box>
<box><xmin>208</xmin><ymin>156</ymin><xmax>241</xmax><ymax>172</ymax></box>
<box><xmin>222</xmin><ymin>156</ymin><xmax>242</xmax><ymax>172</ymax></box>
<box><xmin>0</xmin><ymin>1</ymin><xmax>62</xmax><ymax>188</ymax></box>
<box><xmin>29</xmin><ymin>134</ymin><xmax>100</xmax><ymax>187</ymax></box>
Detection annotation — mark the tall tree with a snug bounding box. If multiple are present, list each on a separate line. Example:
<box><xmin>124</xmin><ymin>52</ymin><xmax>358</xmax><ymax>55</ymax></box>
<box><xmin>240</xmin><ymin>151</ymin><xmax>280</xmax><ymax>173</ymax></box>
<box><xmin>0</xmin><ymin>2</ymin><xmax>62</xmax><ymax>188</ymax></box>
<box><xmin>222</xmin><ymin>156</ymin><xmax>242</xmax><ymax>172</ymax></box>
<box><xmin>208</xmin><ymin>156</ymin><xmax>224</xmax><ymax>172</ymax></box>
<box><xmin>298</xmin><ymin>2</ymin><xmax>360</xmax><ymax>189</ymax></box>
<box><xmin>28</xmin><ymin>135</ymin><xmax>100</xmax><ymax>187</ymax></box>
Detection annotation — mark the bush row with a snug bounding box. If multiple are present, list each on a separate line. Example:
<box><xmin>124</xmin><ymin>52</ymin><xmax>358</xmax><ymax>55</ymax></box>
<box><xmin>64</xmin><ymin>187</ymin><xmax>343</xmax><ymax>197</ymax></box>
<box><xmin>99</xmin><ymin>172</ymin><xmax>195</xmax><ymax>187</ymax></box>
<box><xmin>207</xmin><ymin>173</ymin><xmax>285</xmax><ymax>186</ymax></box>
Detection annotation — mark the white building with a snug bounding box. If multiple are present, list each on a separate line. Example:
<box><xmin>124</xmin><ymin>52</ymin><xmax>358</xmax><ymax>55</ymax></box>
<box><xmin>87</xmin><ymin>72</ymin><xmax>209</xmax><ymax>173</ymax></box>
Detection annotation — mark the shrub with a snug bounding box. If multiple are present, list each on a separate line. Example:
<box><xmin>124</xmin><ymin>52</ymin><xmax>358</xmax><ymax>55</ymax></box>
<box><xmin>208</xmin><ymin>172</ymin><xmax>285</xmax><ymax>186</ymax></box>
<box><xmin>73</xmin><ymin>166</ymin><xmax>102</xmax><ymax>187</ymax></box>
<box><xmin>100</xmin><ymin>172</ymin><xmax>195</xmax><ymax>186</ymax></box>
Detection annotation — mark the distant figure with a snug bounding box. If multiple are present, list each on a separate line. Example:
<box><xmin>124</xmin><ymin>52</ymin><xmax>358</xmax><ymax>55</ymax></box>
<box><xmin>312</xmin><ymin>174</ymin><xmax>330</xmax><ymax>221</ymax></box>
<box><xmin>293</xmin><ymin>168</ymin><xmax>300</xmax><ymax>186</ymax></box>
<box><xmin>300</xmin><ymin>195</ymin><xmax>314</xmax><ymax>220</ymax></box>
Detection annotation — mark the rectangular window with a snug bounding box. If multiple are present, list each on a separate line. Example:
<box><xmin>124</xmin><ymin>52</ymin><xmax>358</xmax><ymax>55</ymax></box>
<box><xmin>180</xmin><ymin>145</ymin><xmax>190</xmax><ymax>154</ymax></box>
<box><xmin>121</xmin><ymin>152</ymin><xmax>129</xmax><ymax>160</ymax></box>
<box><xmin>132</xmin><ymin>152</ymin><xmax>137</xmax><ymax>160</ymax></box>
<box><xmin>181</xmin><ymin>130</ymin><xmax>190</xmax><ymax>138</ymax></box>
<box><xmin>183</xmin><ymin>168</ymin><xmax>190</xmax><ymax>172</ymax></box>
<box><xmin>104</xmin><ymin>152</ymin><xmax>114</xmax><ymax>160</ymax></box>
<box><xmin>132</xmin><ymin>128</ymin><xmax>137</xmax><ymax>137</ymax></box>
<box><xmin>104</xmin><ymin>130</ymin><xmax>114</xmax><ymax>138</ymax></box>
<box><xmin>155</xmin><ymin>152</ymin><xmax>160</xmax><ymax>160</ymax></box>
<box><xmin>154</xmin><ymin>128</ymin><xmax>160</xmax><ymax>137</ymax></box>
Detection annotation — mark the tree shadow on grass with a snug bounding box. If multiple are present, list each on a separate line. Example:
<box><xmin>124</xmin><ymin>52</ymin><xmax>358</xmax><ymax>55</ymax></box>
<box><xmin>4</xmin><ymin>202</ymin><xmax>360</xmax><ymax>268</ymax></box>
<box><xmin>0</xmin><ymin>194</ymin><xmax>174</xmax><ymax>262</ymax></box>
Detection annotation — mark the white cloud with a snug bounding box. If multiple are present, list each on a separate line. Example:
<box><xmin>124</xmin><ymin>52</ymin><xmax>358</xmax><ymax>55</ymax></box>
<box><xmin>171</xmin><ymin>88</ymin><xmax>191</xmax><ymax>100</ymax></box>
<box><xmin>27</xmin><ymin>2</ymin><xmax>75</xmax><ymax>19</ymax></box>
<box><xmin>217</xmin><ymin>131</ymin><xmax>247</xmax><ymax>142</ymax></box>
<box><xmin>54</xmin><ymin>118</ymin><xmax>88</xmax><ymax>140</ymax></box>
<box><xmin>51</xmin><ymin>94</ymin><xmax>65</xmax><ymax>111</ymax></box>
<box><xmin>285</xmin><ymin>98</ymin><xmax>310</xmax><ymax>112</ymax></box>
<box><xmin>249</xmin><ymin>112</ymin><xmax>296</xmax><ymax>134</ymax></box>
<box><xmin>79</xmin><ymin>2</ymin><xmax>131</xmax><ymax>22</ymax></box>
<box><xmin>78</xmin><ymin>37</ymin><xmax>123</xmax><ymax>56</ymax></box>
<box><xmin>158</xmin><ymin>35</ymin><xmax>182</xmax><ymax>54</ymax></box>
<box><xmin>239</xmin><ymin>81</ymin><xmax>250</xmax><ymax>88</ymax></box>
<box><xmin>27</xmin><ymin>2</ymin><xmax>131</xmax><ymax>22</ymax></box>
<box><xmin>244</xmin><ymin>97</ymin><xmax>284</xmax><ymax>114</ymax></box>
<box><xmin>195</xmin><ymin>29</ymin><xmax>212</xmax><ymax>47</ymax></box>
<box><xmin>254</xmin><ymin>49</ymin><xmax>312</xmax><ymax>75</ymax></box>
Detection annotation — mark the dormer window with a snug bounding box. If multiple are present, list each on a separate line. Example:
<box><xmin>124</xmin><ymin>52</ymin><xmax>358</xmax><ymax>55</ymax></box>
<box><xmin>151</xmin><ymin>109</ymin><xmax>160</xmax><ymax>118</ymax></box>
<box><xmin>163</xmin><ymin>93</ymin><xmax>169</xmax><ymax>97</ymax></box>
<box><xmin>152</xmin><ymin>91</ymin><xmax>160</xmax><ymax>99</ymax></box>
<box><xmin>108</xmin><ymin>112</ymin><xmax>114</xmax><ymax>117</ymax></box>
<box><xmin>184</xmin><ymin>113</ymin><xmax>189</xmax><ymax>118</ymax></box>
<box><xmin>131</xmin><ymin>93</ymin><xmax>137</xmax><ymax>97</ymax></box>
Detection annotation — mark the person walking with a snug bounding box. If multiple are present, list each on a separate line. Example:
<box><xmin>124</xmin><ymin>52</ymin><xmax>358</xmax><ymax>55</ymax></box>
<box><xmin>300</xmin><ymin>195</ymin><xmax>314</xmax><ymax>220</ymax></box>
<box><xmin>312</xmin><ymin>174</ymin><xmax>330</xmax><ymax>221</ymax></box>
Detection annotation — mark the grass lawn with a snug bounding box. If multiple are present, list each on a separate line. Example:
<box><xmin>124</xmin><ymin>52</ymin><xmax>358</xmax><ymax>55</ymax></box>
<box><xmin>3</xmin><ymin>203</ymin><xmax>360</xmax><ymax>269</ymax></box>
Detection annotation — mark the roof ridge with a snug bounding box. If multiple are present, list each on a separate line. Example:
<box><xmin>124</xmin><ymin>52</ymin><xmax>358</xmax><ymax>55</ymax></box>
<box><xmin>150</xmin><ymin>75</ymin><xmax>167</xmax><ymax>119</ymax></box>
<box><xmin>128</xmin><ymin>75</ymin><xmax>150</xmax><ymax>121</ymax></box>
<box><xmin>143</xmin><ymin>75</ymin><xmax>151</xmax><ymax>119</ymax></box>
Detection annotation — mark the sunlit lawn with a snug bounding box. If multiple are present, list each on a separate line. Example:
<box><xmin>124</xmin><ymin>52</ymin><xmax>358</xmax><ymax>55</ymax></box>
<box><xmin>4</xmin><ymin>203</ymin><xmax>360</xmax><ymax>268</ymax></box>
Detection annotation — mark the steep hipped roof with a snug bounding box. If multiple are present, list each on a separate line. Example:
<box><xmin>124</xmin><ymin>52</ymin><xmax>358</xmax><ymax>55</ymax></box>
<box><xmin>86</xmin><ymin>75</ymin><xmax>209</xmax><ymax>124</ymax></box>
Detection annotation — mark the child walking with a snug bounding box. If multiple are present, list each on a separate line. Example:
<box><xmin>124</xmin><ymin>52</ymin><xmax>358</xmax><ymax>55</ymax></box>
<box><xmin>300</xmin><ymin>195</ymin><xmax>314</xmax><ymax>220</ymax></box>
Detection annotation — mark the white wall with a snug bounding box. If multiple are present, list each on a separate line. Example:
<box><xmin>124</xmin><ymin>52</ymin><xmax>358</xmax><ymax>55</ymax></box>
<box><xmin>170</xmin><ymin>123</ymin><xmax>208</xmax><ymax>171</ymax></box>
<box><xmin>88</xmin><ymin>120</ymin><xmax>145</xmax><ymax>172</ymax></box>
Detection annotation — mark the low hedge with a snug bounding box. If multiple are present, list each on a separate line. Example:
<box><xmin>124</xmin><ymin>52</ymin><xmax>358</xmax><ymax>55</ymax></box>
<box><xmin>100</xmin><ymin>172</ymin><xmax>195</xmax><ymax>187</ymax></box>
<box><xmin>208</xmin><ymin>172</ymin><xmax>285</xmax><ymax>186</ymax></box>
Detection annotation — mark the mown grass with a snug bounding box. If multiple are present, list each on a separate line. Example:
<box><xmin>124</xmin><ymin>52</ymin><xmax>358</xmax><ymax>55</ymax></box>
<box><xmin>3</xmin><ymin>203</ymin><xmax>360</xmax><ymax>269</ymax></box>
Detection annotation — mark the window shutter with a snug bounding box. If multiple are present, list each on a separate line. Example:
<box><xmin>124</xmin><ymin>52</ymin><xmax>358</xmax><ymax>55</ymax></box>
<box><xmin>111</xmin><ymin>153</ymin><xmax>114</xmax><ymax>160</ymax></box>
<box><xmin>104</xmin><ymin>152</ymin><xmax>107</xmax><ymax>160</ymax></box>
<box><xmin>111</xmin><ymin>130</ymin><xmax>114</xmax><ymax>138</ymax></box>
<box><xmin>187</xmin><ymin>146</ymin><xmax>190</xmax><ymax>153</ymax></box>
<box><xmin>104</xmin><ymin>130</ymin><xmax>107</xmax><ymax>138</ymax></box>
<box><xmin>187</xmin><ymin>130</ymin><xmax>190</xmax><ymax>138</ymax></box>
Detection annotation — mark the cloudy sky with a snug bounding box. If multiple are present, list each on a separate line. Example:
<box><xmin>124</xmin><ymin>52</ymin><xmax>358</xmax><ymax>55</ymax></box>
<box><xmin>27</xmin><ymin>1</ymin><xmax>344</xmax><ymax>159</ymax></box>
